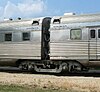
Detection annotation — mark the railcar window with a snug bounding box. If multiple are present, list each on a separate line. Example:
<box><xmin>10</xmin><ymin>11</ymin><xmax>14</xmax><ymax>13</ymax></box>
<box><xmin>98</xmin><ymin>29</ymin><xmax>100</xmax><ymax>38</ymax></box>
<box><xmin>90</xmin><ymin>30</ymin><xmax>95</xmax><ymax>38</ymax></box>
<box><xmin>5</xmin><ymin>33</ymin><xmax>12</xmax><ymax>41</ymax></box>
<box><xmin>70</xmin><ymin>29</ymin><xmax>82</xmax><ymax>40</ymax></box>
<box><xmin>22</xmin><ymin>32</ymin><xmax>30</xmax><ymax>41</ymax></box>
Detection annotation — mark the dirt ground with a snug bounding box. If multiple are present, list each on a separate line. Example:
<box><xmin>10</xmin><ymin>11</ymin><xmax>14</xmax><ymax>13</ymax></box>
<box><xmin>0</xmin><ymin>72</ymin><xmax>100</xmax><ymax>92</ymax></box>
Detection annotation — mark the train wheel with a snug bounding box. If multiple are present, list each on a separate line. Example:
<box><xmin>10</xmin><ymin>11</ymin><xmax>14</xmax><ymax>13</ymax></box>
<box><xmin>19</xmin><ymin>61</ymin><xmax>33</xmax><ymax>71</ymax></box>
<box><xmin>60</xmin><ymin>62</ymin><xmax>69</xmax><ymax>73</ymax></box>
<box><xmin>68</xmin><ymin>61</ymin><xmax>82</xmax><ymax>73</ymax></box>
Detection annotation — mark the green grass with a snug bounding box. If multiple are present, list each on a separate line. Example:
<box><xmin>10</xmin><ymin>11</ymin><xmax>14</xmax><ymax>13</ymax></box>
<box><xmin>0</xmin><ymin>85</ymin><xmax>74</xmax><ymax>92</ymax></box>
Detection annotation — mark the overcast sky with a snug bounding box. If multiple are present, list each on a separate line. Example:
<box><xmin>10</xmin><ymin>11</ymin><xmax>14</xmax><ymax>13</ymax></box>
<box><xmin>0</xmin><ymin>0</ymin><xmax>100</xmax><ymax>20</ymax></box>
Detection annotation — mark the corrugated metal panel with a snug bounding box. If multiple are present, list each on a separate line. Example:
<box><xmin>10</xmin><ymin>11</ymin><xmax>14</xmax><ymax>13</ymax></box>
<box><xmin>0</xmin><ymin>43</ymin><xmax>41</xmax><ymax>59</ymax></box>
<box><xmin>97</xmin><ymin>42</ymin><xmax>100</xmax><ymax>59</ymax></box>
<box><xmin>50</xmin><ymin>41</ymin><xmax>88</xmax><ymax>60</ymax></box>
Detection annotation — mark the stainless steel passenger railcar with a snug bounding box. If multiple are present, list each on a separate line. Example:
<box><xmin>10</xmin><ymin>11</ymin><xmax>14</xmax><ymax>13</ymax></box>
<box><xmin>0</xmin><ymin>13</ymin><xmax>100</xmax><ymax>73</ymax></box>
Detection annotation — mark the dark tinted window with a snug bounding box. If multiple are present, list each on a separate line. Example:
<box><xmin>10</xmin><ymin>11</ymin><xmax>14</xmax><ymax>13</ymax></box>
<box><xmin>22</xmin><ymin>32</ymin><xmax>30</xmax><ymax>41</ymax></box>
<box><xmin>90</xmin><ymin>30</ymin><xmax>95</xmax><ymax>38</ymax></box>
<box><xmin>98</xmin><ymin>29</ymin><xmax>100</xmax><ymax>38</ymax></box>
<box><xmin>5</xmin><ymin>33</ymin><xmax>12</xmax><ymax>41</ymax></box>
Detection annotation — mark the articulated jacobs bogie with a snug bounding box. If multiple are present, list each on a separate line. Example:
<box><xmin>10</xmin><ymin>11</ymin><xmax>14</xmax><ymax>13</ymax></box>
<box><xmin>18</xmin><ymin>59</ymin><xmax>87</xmax><ymax>73</ymax></box>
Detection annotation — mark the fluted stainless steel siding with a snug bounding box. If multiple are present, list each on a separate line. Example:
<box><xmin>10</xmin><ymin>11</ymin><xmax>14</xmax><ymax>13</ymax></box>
<box><xmin>97</xmin><ymin>41</ymin><xmax>100</xmax><ymax>59</ymax></box>
<box><xmin>89</xmin><ymin>41</ymin><xmax>97</xmax><ymax>59</ymax></box>
<box><xmin>0</xmin><ymin>43</ymin><xmax>41</xmax><ymax>59</ymax></box>
<box><xmin>0</xmin><ymin>18</ymin><xmax>42</xmax><ymax>60</ymax></box>
<box><xmin>50</xmin><ymin>41</ymin><xmax>88</xmax><ymax>60</ymax></box>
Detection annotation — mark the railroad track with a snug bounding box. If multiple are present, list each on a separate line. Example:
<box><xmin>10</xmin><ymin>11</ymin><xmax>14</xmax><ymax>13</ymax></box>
<box><xmin>0</xmin><ymin>67</ymin><xmax>100</xmax><ymax>77</ymax></box>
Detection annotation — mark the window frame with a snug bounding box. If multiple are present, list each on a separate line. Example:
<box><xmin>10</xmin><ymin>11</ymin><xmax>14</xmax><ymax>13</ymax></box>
<box><xmin>90</xmin><ymin>29</ymin><xmax>96</xmax><ymax>39</ymax></box>
<box><xmin>98</xmin><ymin>29</ymin><xmax>100</xmax><ymax>38</ymax></box>
<box><xmin>70</xmin><ymin>29</ymin><xmax>82</xmax><ymax>40</ymax></box>
<box><xmin>22</xmin><ymin>32</ymin><xmax>30</xmax><ymax>41</ymax></box>
<box><xmin>4</xmin><ymin>33</ymin><xmax>12</xmax><ymax>41</ymax></box>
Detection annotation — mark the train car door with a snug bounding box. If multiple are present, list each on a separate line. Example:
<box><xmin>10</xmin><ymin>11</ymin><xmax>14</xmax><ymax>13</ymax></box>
<box><xmin>89</xmin><ymin>28</ymin><xmax>97</xmax><ymax>60</ymax></box>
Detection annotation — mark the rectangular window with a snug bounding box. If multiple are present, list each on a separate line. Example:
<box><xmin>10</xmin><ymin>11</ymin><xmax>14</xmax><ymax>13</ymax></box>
<box><xmin>90</xmin><ymin>30</ymin><xmax>95</xmax><ymax>38</ymax></box>
<box><xmin>70</xmin><ymin>29</ymin><xmax>82</xmax><ymax>40</ymax></box>
<box><xmin>5</xmin><ymin>33</ymin><xmax>12</xmax><ymax>41</ymax></box>
<box><xmin>22</xmin><ymin>32</ymin><xmax>30</xmax><ymax>41</ymax></box>
<box><xmin>98</xmin><ymin>29</ymin><xmax>100</xmax><ymax>38</ymax></box>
